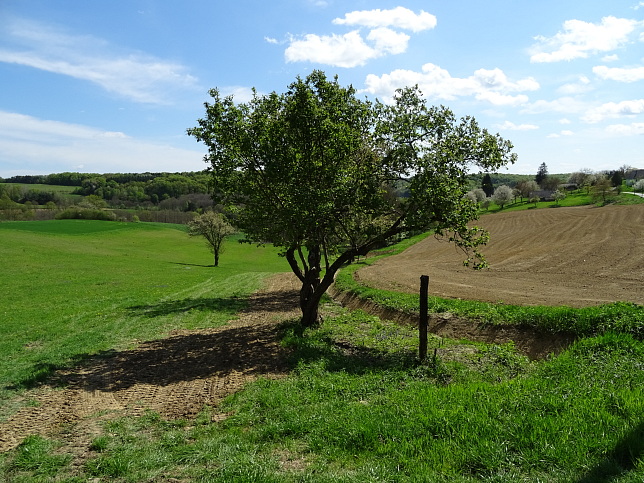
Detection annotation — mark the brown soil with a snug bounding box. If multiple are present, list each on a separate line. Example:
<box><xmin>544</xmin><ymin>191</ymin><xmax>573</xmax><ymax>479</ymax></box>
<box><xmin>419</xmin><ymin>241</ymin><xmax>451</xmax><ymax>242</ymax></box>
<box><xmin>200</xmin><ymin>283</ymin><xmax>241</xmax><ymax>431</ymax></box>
<box><xmin>357</xmin><ymin>205</ymin><xmax>644</xmax><ymax>307</ymax></box>
<box><xmin>0</xmin><ymin>273</ymin><xmax>301</xmax><ymax>454</ymax></box>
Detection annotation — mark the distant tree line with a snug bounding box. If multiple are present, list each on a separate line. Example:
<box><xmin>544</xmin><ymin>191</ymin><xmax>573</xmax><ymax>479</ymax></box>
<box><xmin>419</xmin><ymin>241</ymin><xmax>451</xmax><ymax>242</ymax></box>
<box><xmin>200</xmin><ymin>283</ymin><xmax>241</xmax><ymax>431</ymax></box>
<box><xmin>466</xmin><ymin>162</ymin><xmax>640</xmax><ymax>210</ymax></box>
<box><xmin>1</xmin><ymin>171</ymin><xmax>213</xmax><ymax>211</ymax></box>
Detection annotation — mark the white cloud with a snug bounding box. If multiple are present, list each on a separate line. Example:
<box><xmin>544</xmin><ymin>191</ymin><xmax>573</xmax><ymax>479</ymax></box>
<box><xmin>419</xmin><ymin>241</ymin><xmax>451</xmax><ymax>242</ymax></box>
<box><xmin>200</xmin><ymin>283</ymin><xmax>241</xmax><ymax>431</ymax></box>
<box><xmin>285</xmin><ymin>31</ymin><xmax>379</xmax><ymax>67</ymax></box>
<box><xmin>0</xmin><ymin>18</ymin><xmax>199</xmax><ymax>104</ymax></box>
<box><xmin>362</xmin><ymin>63</ymin><xmax>539</xmax><ymax>106</ymax></box>
<box><xmin>367</xmin><ymin>28</ymin><xmax>410</xmax><ymax>55</ymax></box>
<box><xmin>559</xmin><ymin>118</ymin><xmax>572</xmax><ymax>124</ymax></box>
<box><xmin>605</xmin><ymin>123</ymin><xmax>644</xmax><ymax>135</ymax></box>
<box><xmin>0</xmin><ymin>111</ymin><xmax>204</xmax><ymax>176</ymax></box>
<box><xmin>523</xmin><ymin>97</ymin><xmax>587</xmax><ymax>115</ymax></box>
<box><xmin>496</xmin><ymin>121</ymin><xmax>539</xmax><ymax>131</ymax></box>
<box><xmin>558</xmin><ymin>75</ymin><xmax>592</xmax><ymax>95</ymax></box>
<box><xmin>284</xmin><ymin>7</ymin><xmax>433</xmax><ymax>67</ymax></box>
<box><xmin>582</xmin><ymin>99</ymin><xmax>644</xmax><ymax>123</ymax></box>
<box><xmin>285</xmin><ymin>27</ymin><xmax>410</xmax><ymax>67</ymax></box>
<box><xmin>530</xmin><ymin>16</ymin><xmax>641</xmax><ymax>63</ymax></box>
<box><xmin>601</xmin><ymin>54</ymin><xmax>620</xmax><ymax>62</ymax></box>
<box><xmin>547</xmin><ymin>130</ymin><xmax>574</xmax><ymax>138</ymax></box>
<box><xmin>332</xmin><ymin>7</ymin><xmax>437</xmax><ymax>32</ymax></box>
<box><xmin>593</xmin><ymin>65</ymin><xmax>644</xmax><ymax>82</ymax></box>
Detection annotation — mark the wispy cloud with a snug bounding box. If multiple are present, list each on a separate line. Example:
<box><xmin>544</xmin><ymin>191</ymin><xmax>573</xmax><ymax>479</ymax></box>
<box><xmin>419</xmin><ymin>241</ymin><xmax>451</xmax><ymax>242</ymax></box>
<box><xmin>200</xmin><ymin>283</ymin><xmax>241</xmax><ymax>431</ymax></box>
<box><xmin>593</xmin><ymin>65</ymin><xmax>644</xmax><ymax>82</ymax></box>
<box><xmin>362</xmin><ymin>63</ymin><xmax>539</xmax><ymax>106</ymax></box>
<box><xmin>0</xmin><ymin>17</ymin><xmax>199</xmax><ymax>104</ymax></box>
<box><xmin>0</xmin><ymin>111</ymin><xmax>204</xmax><ymax>176</ymax></box>
<box><xmin>496</xmin><ymin>121</ymin><xmax>539</xmax><ymax>131</ymax></box>
<box><xmin>605</xmin><ymin>122</ymin><xmax>644</xmax><ymax>135</ymax></box>
<box><xmin>530</xmin><ymin>16</ymin><xmax>642</xmax><ymax>63</ymax></box>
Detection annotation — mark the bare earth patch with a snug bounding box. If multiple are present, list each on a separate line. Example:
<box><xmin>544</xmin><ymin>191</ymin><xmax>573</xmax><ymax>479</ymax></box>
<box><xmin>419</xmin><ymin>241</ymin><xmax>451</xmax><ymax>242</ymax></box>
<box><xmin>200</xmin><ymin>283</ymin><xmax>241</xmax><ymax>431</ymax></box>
<box><xmin>0</xmin><ymin>273</ymin><xmax>301</xmax><ymax>453</ymax></box>
<box><xmin>357</xmin><ymin>205</ymin><xmax>644</xmax><ymax>307</ymax></box>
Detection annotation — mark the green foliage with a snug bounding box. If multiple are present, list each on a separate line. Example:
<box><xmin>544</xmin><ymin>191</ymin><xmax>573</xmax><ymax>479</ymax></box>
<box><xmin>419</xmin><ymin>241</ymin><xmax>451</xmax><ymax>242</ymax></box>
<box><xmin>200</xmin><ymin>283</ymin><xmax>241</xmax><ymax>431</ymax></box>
<box><xmin>187</xmin><ymin>211</ymin><xmax>235</xmax><ymax>266</ymax></box>
<box><xmin>188</xmin><ymin>70</ymin><xmax>516</xmax><ymax>325</ymax></box>
<box><xmin>55</xmin><ymin>206</ymin><xmax>117</xmax><ymax>221</ymax></box>
<box><xmin>535</xmin><ymin>162</ymin><xmax>548</xmax><ymax>186</ymax></box>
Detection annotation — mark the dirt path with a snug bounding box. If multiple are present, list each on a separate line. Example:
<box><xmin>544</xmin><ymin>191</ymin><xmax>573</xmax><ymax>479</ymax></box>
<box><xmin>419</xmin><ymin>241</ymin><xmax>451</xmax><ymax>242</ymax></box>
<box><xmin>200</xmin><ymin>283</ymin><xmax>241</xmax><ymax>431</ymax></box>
<box><xmin>0</xmin><ymin>273</ymin><xmax>301</xmax><ymax>453</ymax></box>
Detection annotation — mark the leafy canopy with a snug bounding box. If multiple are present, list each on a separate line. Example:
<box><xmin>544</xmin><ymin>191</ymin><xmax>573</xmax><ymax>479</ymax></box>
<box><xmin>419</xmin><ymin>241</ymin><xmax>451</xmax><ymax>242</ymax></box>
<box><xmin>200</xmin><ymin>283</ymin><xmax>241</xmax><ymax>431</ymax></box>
<box><xmin>188</xmin><ymin>71</ymin><xmax>516</xmax><ymax>325</ymax></box>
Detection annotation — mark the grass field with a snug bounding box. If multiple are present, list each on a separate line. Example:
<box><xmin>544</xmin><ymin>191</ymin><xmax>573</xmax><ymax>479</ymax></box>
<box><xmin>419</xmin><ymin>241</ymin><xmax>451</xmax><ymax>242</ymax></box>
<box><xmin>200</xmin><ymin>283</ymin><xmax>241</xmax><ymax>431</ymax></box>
<box><xmin>1</xmin><ymin>183</ymin><xmax>79</xmax><ymax>194</ymax></box>
<box><xmin>1</xmin><ymin>219</ymin><xmax>643</xmax><ymax>481</ymax></box>
<box><xmin>0</xmin><ymin>220</ymin><xmax>288</xmax><ymax>401</ymax></box>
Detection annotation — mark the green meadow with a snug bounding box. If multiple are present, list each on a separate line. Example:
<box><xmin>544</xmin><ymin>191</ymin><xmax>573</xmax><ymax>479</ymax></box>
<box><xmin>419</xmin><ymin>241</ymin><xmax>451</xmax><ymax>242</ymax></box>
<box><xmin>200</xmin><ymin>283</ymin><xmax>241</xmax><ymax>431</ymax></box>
<box><xmin>1</xmin><ymin>219</ymin><xmax>643</xmax><ymax>481</ymax></box>
<box><xmin>0</xmin><ymin>220</ymin><xmax>287</xmax><ymax>400</ymax></box>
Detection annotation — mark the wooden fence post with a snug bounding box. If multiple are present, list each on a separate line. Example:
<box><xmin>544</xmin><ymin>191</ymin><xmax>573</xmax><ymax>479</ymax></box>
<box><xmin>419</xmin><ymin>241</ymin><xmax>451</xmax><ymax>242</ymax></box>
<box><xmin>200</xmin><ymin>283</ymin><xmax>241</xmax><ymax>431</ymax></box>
<box><xmin>419</xmin><ymin>275</ymin><xmax>429</xmax><ymax>361</ymax></box>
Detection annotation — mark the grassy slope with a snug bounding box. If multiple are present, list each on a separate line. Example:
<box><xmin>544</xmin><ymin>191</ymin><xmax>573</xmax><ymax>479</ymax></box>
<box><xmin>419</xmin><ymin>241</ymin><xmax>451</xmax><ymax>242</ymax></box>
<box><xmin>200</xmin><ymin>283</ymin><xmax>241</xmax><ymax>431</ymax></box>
<box><xmin>0</xmin><ymin>220</ymin><xmax>288</xmax><ymax>397</ymax></box>
<box><xmin>1</xmin><ymin>218</ymin><xmax>643</xmax><ymax>481</ymax></box>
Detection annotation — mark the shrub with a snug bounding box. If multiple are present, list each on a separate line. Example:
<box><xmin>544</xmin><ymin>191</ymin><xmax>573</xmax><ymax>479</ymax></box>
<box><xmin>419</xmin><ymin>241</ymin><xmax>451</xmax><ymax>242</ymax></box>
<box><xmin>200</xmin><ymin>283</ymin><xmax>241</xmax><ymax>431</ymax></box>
<box><xmin>56</xmin><ymin>207</ymin><xmax>116</xmax><ymax>221</ymax></box>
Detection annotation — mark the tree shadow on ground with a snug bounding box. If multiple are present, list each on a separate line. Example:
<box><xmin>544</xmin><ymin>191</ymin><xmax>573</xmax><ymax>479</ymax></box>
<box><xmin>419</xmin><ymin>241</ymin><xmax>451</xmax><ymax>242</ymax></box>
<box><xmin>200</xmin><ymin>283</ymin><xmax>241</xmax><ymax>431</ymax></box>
<box><xmin>52</xmin><ymin>322</ymin><xmax>292</xmax><ymax>394</ymax></box>
<box><xmin>277</xmin><ymin>320</ymin><xmax>420</xmax><ymax>376</ymax></box>
<box><xmin>576</xmin><ymin>420</ymin><xmax>644</xmax><ymax>482</ymax></box>
<box><xmin>170</xmin><ymin>262</ymin><xmax>214</xmax><ymax>268</ymax></box>
<box><xmin>127</xmin><ymin>290</ymin><xmax>298</xmax><ymax>318</ymax></box>
<box><xmin>127</xmin><ymin>297</ymin><xmax>247</xmax><ymax>317</ymax></box>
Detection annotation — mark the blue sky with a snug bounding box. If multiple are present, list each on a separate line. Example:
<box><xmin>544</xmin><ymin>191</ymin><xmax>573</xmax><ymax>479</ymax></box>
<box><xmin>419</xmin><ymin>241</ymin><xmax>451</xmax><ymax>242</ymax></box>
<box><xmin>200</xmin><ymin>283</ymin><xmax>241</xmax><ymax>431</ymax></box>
<box><xmin>1</xmin><ymin>0</ymin><xmax>643</xmax><ymax>177</ymax></box>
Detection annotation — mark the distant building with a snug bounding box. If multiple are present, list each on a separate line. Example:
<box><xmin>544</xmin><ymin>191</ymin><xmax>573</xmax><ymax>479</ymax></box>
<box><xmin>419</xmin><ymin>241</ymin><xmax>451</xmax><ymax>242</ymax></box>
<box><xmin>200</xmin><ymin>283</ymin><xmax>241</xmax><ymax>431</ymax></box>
<box><xmin>534</xmin><ymin>190</ymin><xmax>555</xmax><ymax>201</ymax></box>
<box><xmin>625</xmin><ymin>169</ymin><xmax>644</xmax><ymax>180</ymax></box>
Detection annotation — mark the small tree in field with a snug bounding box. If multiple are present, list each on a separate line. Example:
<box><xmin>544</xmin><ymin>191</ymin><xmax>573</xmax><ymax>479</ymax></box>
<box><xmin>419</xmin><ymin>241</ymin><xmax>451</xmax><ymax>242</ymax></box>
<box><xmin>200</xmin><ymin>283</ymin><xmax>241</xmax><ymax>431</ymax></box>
<box><xmin>591</xmin><ymin>176</ymin><xmax>614</xmax><ymax>204</ymax></box>
<box><xmin>188</xmin><ymin>71</ymin><xmax>516</xmax><ymax>327</ymax></box>
<box><xmin>492</xmin><ymin>185</ymin><xmax>513</xmax><ymax>209</ymax></box>
<box><xmin>516</xmin><ymin>180</ymin><xmax>538</xmax><ymax>201</ymax></box>
<box><xmin>187</xmin><ymin>211</ymin><xmax>234</xmax><ymax>267</ymax></box>
<box><xmin>466</xmin><ymin>188</ymin><xmax>486</xmax><ymax>206</ymax></box>
<box><xmin>634</xmin><ymin>179</ymin><xmax>644</xmax><ymax>193</ymax></box>
<box><xmin>553</xmin><ymin>189</ymin><xmax>566</xmax><ymax>205</ymax></box>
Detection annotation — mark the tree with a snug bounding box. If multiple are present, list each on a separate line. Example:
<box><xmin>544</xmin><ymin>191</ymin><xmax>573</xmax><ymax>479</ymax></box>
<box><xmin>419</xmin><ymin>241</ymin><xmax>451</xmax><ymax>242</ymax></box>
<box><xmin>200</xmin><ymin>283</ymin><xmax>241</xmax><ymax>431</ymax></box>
<box><xmin>569</xmin><ymin>169</ymin><xmax>593</xmax><ymax>189</ymax></box>
<box><xmin>535</xmin><ymin>162</ymin><xmax>548</xmax><ymax>187</ymax></box>
<box><xmin>591</xmin><ymin>176</ymin><xmax>614</xmax><ymax>204</ymax></box>
<box><xmin>610</xmin><ymin>170</ymin><xmax>624</xmax><ymax>189</ymax></box>
<box><xmin>481</xmin><ymin>173</ymin><xmax>494</xmax><ymax>197</ymax></box>
<box><xmin>187</xmin><ymin>211</ymin><xmax>235</xmax><ymax>267</ymax></box>
<box><xmin>492</xmin><ymin>185</ymin><xmax>513</xmax><ymax>209</ymax></box>
<box><xmin>188</xmin><ymin>71</ymin><xmax>516</xmax><ymax>327</ymax></box>
<box><xmin>466</xmin><ymin>188</ymin><xmax>486</xmax><ymax>205</ymax></box>
<box><xmin>516</xmin><ymin>180</ymin><xmax>538</xmax><ymax>201</ymax></box>
<box><xmin>541</xmin><ymin>175</ymin><xmax>560</xmax><ymax>191</ymax></box>
<box><xmin>553</xmin><ymin>189</ymin><xmax>566</xmax><ymax>205</ymax></box>
<box><xmin>634</xmin><ymin>179</ymin><xmax>644</xmax><ymax>193</ymax></box>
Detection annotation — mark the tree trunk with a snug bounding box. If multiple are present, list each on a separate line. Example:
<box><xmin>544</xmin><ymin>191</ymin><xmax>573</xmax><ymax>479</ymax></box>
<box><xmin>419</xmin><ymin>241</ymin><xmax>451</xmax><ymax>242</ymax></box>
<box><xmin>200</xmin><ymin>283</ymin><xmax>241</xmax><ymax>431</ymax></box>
<box><xmin>214</xmin><ymin>252</ymin><xmax>219</xmax><ymax>267</ymax></box>
<box><xmin>299</xmin><ymin>247</ymin><xmax>322</xmax><ymax>327</ymax></box>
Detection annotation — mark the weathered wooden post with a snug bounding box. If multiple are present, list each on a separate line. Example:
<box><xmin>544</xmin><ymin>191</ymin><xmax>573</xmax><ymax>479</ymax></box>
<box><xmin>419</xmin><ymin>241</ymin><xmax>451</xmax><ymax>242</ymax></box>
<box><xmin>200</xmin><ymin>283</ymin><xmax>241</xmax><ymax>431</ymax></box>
<box><xmin>419</xmin><ymin>275</ymin><xmax>429</xmax><ymax>361</ymax></box>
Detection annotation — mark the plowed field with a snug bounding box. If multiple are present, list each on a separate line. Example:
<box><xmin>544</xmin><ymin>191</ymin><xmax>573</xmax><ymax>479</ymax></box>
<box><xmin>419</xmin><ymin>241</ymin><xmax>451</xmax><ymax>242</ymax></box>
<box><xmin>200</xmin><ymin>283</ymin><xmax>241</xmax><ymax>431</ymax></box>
<box><xmin>357</xmin><ymin>205</ymin><xmax>644</xmax><ymax>307</ymax></box>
